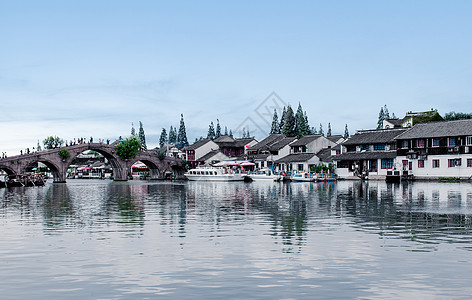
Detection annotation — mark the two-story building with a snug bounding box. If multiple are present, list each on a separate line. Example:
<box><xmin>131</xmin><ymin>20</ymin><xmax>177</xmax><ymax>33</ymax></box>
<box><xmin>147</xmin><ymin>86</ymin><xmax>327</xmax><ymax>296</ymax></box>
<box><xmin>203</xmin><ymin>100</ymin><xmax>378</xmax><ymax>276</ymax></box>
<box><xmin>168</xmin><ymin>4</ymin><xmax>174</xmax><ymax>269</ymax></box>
<box><xmin>214</xmin><ymin>135</ymin><xmax>257</xmax><ymax>158</ymax></box>
<box><xmin>394</xmin><ymin>119</ymin><xmax>472</xmax><ymax>179</ymax></box>
<box><xmin>246</xmin><ymin>134</ymin><xmax>297</xmax><ymax>169</ymax></box>
<box><xmin>184</xmin><ymin>139</ymin><xmax>219</xmax><ymax>168</ymax></box>
<box><xmin>289</xmin><ymin>135</ymin><xmax>337</xmax><ymax>153</ymax></box>
<box><xmin>333</xmin><ymin>128</ymin><xmax>407</xmax><ymax>179</ymax></box>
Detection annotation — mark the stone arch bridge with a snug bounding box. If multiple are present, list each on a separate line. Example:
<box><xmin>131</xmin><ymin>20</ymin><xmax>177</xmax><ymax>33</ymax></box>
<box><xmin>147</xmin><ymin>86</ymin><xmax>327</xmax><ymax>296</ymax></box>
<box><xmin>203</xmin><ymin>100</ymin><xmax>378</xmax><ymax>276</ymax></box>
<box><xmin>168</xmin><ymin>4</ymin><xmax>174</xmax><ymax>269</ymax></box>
<box><xmin>0</xmin><ymin>143</ymin><xmax>185</xmax><ymax>183</ymax></box>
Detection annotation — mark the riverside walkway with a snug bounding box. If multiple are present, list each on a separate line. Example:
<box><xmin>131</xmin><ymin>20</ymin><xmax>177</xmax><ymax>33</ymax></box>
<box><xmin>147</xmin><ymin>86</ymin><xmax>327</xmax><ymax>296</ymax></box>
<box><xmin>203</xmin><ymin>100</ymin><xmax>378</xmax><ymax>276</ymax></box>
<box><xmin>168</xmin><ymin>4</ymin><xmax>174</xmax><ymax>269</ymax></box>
<box><xmin>0</xmin><ymin>143</ymin><xmax>184</xmax><ymax>183</ymax></box>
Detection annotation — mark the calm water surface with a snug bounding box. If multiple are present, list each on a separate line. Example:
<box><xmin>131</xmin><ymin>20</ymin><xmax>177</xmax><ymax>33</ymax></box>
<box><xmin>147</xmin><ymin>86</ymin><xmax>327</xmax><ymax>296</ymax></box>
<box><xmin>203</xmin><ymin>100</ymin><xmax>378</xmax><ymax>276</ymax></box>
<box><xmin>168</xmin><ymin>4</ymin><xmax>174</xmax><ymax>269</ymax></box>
<box><xmin>1</xmin><ymin>179</ymin><xmax>472</xmax><ymax>299</ymax></box>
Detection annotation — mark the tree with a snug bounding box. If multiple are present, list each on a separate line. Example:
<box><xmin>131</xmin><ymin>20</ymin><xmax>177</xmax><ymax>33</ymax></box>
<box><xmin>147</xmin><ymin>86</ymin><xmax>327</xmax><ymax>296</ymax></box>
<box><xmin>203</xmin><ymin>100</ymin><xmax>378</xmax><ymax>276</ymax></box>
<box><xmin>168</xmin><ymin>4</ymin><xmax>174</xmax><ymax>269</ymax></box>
<box><xmin>344</xmin><ymin>124</ymin><xmax>349</xmax><ymax>138</ymax></box>
<box><xmin>279</xmin><ymin>106</ymin><xmax>287</xmax><ymax>132</ymax></box>
<box><xmin>116</xmin><ymin>136</ymin><xmax>142</xmax><ymax>159</ymax></box>
<box><xmin>159</xmin><ymin>128</ymin><xmax>167</xmax><ymax>148</ymax></box>
<box><xmin>229</xmin><ymin>129</ymin><xmax>233</xmax><ymax>138</ymax></box>
<box><xmin>168</xmin><ymin>126</ymin><xmax>176</xmax><ymax>144</ymax></box>
<box><xmin>444</xmin><ymin>111</ymin><xmax>472</xmax><ymax>120</ymax></box>
<box><xmin>294</xmin><ymin>103</ymin><xmax>309</xmax><ymax>138</ymax></box>
<box><xmin>131</xmin><ymin>122</ymin><xmax>136</xmax><ymax>136</ymax></box>
<box><xmin>319</xmin><ymin>123</ymin><xmax>324</xmax><ymax>136</ymax></box>
<box><xmin>37</xmin><ymin>140</ymin><xmax>42</xmax><ymax>152</ymax></box>
<box><xmin>224</xmin><ymin>126</ymin><xmax>228</xmax><ymax>136</ymax></box>
<box><xmin>377</xmin><ymin>106</ymin><xmax>385</xmax><ymax>129</ymax></box>
<box><xmin>215</xmin><ymin>119</ymin><xmax>221</xmax><ymax>138</ymax></box>
<box><xmin>138</xmin><ymin>121</ymin><xmax>147</xmax><ymax>150</ymax></box>
<box><xmin>270</xmin><ymin>109</ymin><xmax>280</xmax><ymax>134</ymax></box>
<box><xmin>327</xmin><ymin>123</ymin><xmax>332</xmax><ymax>137</ymax></box>
<box><xmin>383</xmin><ymin>105</ymin><xmax>390</xmax><ymax>119</ymax></box>
<box><xmin>176</xmin><ymin>114</ymin><xmax>189</xmax><ymax>149</ymax></box>
<box><xmin>281</xmin><ymin>105</ymin><xmax>295</xmax><ymax>137</ymax></box>
<box><xmin>58</xmin><ymin>148</ymin><xmax>70</xmax><ymax>160</ymax></box>
<box><xmin>207</xmin><ymin>122</ymin><xmax>215</xmax><ymax>140</ymax></box>
<box><xmin>311</xmin><ymin>126</ymin><xmax>317</xmax><ymax>135</ymax></box>
<box><xmin>43</xmin><ymin>136</ymin><xmax>64</xmax><ymax>149</ymax></box>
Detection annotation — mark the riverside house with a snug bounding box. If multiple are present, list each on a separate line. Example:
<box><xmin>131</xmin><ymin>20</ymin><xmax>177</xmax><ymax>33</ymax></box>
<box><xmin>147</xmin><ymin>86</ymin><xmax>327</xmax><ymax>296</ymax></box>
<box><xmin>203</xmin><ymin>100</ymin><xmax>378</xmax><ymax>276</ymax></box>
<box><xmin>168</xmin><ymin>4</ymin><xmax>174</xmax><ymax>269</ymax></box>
<box><xmin>214</xmin><ymin>135</ymin><xmax>257</xmax><ymax>157</ymax></box>
<box><xmin>184</xmin><ymin>139</ymin><xmax>219</xmax><ymax>168</ymax></box>
<box><xmin>394</xmin><ymin>119</ymin><xmax>472</xmax><ymax>180</ymax></box>
<box><xmin>246</xmin><ymin>134</ymin><xmax>297</xmax><ymax>169</ymax></box>
<box><xmin>333</xmin><ymin>128</ymin><xmax>407</xmax><ymax>180</ymax></box>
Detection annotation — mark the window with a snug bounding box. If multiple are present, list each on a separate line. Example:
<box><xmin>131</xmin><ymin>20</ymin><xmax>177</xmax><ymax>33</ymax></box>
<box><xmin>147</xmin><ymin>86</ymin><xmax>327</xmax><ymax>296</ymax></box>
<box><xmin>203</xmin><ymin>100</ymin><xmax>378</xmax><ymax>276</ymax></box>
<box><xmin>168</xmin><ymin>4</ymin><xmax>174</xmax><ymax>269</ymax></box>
<box><xmin>468</xmin><ymin>159</ymin><xmax>472</xmax><ymax>167</ymax></box>
<box><xmin>374</xmin><ymin>144</ymin><xmax>385</xmax><ymax>150</ymax></box>
<box><xmin>381</xmin><ymin>159</ymin><xmax>393</xmax><ymax>169</ymax></box>
<box><xmin>448</xmin><ymin>138</ymin><xmax>456</xmax><ymax>147</ymax></box>
<box><xmin>402</xmin><ymin>140</ymin><xmax>409</xmax><ymax>149</ymax></box>
<box><xmin>298</xmin><ymin>164</ymin><xmax>304</xmax><ymax>171</ymax></box>
<box><xmin>390</xmin><ymin>143</ymin><xmax>397</xmax><ymax>150</ymax></box>
<box><xmin>467</xmin><ymin>136</ymin><xmax>472</xmax><ymax>146</ymax></box>
<box><xmin>416</xmin><ymin>139</ymin><xmax>425</xmax><ymax>148</ymax></box>
<box><xmin>432</xmin><ymin>138</ymin><xmax>440</xmax><ymax>147</ymax></box>
<box><xmin>418</xmin><ymin>160</ymin><xmax>424</xmax><ymax>168</ymax></box>
<box><xmin>448</xmin><ymin>159</ymin><xmax>455</xmax><ymax>168</ymax></box>
<box><xmin>360</xmin><ymin>144</ymin><xmax>370</xmax><ymax>151</ymax></box>
<box><xmin>432</xmin><ymin>159</ymin><xmax>440</xmax><ymax>168</ymax></box>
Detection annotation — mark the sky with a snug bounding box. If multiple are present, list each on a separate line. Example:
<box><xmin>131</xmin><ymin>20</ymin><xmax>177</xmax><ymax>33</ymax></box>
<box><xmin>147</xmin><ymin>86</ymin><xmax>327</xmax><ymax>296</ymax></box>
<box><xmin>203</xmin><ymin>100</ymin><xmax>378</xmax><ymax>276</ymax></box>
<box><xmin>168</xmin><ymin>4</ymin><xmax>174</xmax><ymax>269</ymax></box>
<box><xmin>1</xmin><ymin>0</ymin><xmax>472</xmax><ymax>154</ymax></box>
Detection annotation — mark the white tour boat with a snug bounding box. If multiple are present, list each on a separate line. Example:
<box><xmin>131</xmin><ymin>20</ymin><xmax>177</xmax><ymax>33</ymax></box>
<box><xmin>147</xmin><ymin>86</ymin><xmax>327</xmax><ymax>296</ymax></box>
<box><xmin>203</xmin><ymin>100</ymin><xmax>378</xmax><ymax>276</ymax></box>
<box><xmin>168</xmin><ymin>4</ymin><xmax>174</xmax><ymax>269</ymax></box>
<box><xmin>247</xmin><ymin>169</ymin><xmax>282</xmax><ymax>181</ymax></box>
<box><xmin>184</xmin><ymin>166</ymin><xmax>246</xmax><ymax>181</ymax></box>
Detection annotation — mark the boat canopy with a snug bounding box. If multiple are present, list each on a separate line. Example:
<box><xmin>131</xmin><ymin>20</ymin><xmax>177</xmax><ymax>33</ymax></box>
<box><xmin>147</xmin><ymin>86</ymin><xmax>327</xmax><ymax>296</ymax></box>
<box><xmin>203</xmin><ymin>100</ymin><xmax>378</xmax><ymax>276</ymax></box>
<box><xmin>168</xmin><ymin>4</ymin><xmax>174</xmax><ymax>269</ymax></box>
<box><xmin>212</xmin><ymin>160</ymin><xmax>255</xmax><ymax>167</ymax></box>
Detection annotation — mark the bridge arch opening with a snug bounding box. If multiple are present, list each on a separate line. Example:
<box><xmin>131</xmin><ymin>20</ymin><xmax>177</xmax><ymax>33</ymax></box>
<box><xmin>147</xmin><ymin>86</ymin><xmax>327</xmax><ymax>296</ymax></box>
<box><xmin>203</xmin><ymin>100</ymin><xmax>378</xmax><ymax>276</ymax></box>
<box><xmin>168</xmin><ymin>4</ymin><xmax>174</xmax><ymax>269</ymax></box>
<box><xmin>0</xmin><ymin>165</ymin><xmax>16</xmax><ymax>176</ymax></box>
<box><xmin>66</xmin><ymin>147</ymin><xmax>124</xmax><ymax>181</ymax></box>
<box><xmin>129</xmin><ymin>159</ymin><xmax>162</xmax><ymax>180</ymax></box>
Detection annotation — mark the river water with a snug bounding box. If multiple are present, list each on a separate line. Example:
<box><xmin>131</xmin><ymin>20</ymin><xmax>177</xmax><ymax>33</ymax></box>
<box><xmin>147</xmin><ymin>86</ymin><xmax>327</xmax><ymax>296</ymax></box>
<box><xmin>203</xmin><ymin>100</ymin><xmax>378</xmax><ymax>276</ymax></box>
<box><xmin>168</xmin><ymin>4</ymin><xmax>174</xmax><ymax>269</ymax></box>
<box><xmin>1</xmin><ymin>179</ymin><xmax>472</xmax><ymax>299</ymax></box>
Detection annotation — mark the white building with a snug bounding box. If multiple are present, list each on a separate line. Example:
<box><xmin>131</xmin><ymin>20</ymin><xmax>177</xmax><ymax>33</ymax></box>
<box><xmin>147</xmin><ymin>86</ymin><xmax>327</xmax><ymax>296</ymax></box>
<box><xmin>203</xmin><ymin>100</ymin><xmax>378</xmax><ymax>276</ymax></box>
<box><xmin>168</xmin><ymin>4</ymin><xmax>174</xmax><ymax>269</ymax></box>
<box><xmin>394</xmin><ymin>119</ymin><xmax>472</xmax><ymax>180</ymax></box>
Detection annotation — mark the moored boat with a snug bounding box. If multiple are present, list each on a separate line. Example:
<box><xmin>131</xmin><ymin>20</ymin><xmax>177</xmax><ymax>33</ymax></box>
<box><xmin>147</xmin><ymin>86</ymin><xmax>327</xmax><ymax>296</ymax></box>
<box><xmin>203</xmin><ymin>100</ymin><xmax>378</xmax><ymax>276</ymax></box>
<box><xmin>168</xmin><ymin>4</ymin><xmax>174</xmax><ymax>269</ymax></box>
<box><xmin>184</xmin><ymin>166</ymin><xmax>246</xmax><ymax>181</ymax></box>
<box><xmin>247</xmin><ymin>169</ymin><xmax>282</xmax><ymax>181</ymax></box>
<box><xmin>290</xmin><ymin>172</ymin><xmax>317</xmax><ymax>182</ymax></box>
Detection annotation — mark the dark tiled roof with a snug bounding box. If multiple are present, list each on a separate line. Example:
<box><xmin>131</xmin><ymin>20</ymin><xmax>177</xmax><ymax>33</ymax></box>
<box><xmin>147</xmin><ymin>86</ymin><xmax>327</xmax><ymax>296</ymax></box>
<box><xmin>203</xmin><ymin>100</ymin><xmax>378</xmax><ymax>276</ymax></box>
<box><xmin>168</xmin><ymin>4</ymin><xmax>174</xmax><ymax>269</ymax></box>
<box><xmin>214</xmin><ymin>135</ymin><xmax>234</xmax><ymax>143</ymax></box>
<box><xmin>247</xmin><ymin>134</ymin><xmax>285</xmax><ymax>151</ymax></box>
<box><xmin>326</xmin><ymin>135</ymin><xmax>344</xmax><ymax>143</ymax></box>
<box><xmin>395</xmin><ymin>119</ymin><xmax>472</xmax><ymax>139</ymax></box>
<box><xmin>316</xmin><ymin>148</ymin><xmax>334</xmax><ymax>162</ymax></box>
<box><xmin>275</xmin><ymin>153</ymin><xmax>318</xmax><ymax>163</ymax></box>
<box><xmin>184</xmin><ymin>138</ymin><xmax>213</xmax><ymax>151</ymax></box>
<box><xmin>333</xmin><ymin>151</ymin><xmax>397</xmax><ymax>161</ymax></box>
<box><xmin>249</xmin><ymin>153</ymin><xmax>271</xmax><ymax>160</ymax></box>
<box><xmin>290</xmin><ymin>135</ymin><xmax>323</xmax><ymax>147</ymax></box>
<box><xmin>216</xmin><ymin>138</ymin><xmax>256</xmax><ymax>148</ymax></box>
<box><xmin>342</xmin><ymin>128</ymin><xmax>407</xmax><ymax>145</ymax></box>
<box><xmin>196</xmin><ymin>150</ymin><xmax>225</xmax><ymax>162</ymax></box>
<box><xmin>269</xmin><ymin>137</ymin><xmax>297</xmax><ymax>151</ymax></box>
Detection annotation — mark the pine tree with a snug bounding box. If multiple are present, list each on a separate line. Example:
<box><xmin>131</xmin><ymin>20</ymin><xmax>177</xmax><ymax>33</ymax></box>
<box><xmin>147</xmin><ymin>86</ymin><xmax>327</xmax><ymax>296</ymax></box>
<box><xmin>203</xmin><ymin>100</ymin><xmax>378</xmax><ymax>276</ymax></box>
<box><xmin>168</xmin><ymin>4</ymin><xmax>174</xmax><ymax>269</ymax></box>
<box><xmin>131</xmin><ymin>122</ymin><xmax>136</xmax><ymax>136</ymax></box>
<box><xmin>168</xmin><ymin>125</ymin><xmax>176</xmax><ymax>144</ymax></box>
<box><xmin>304</xmin><ymin>112</ymin><xmax>311</xmax><ymax>136</ymax></box>
<box><xmin>176</xmin><ymin>113</ymin><xmax>189</xmax><ymax>149</ymax></box>
<box><xmin>224</xmin><ymin>126</ymin><xmax>228</xmax><ymax>136</ymax></box>
<box><xmin>319</xmin><ymin>123</ymin><xmax>324</xmax><ymax>136</ymax></box>
<box><xmin>344</xmin><ymin>124</ymin><xmax>349</xmax><ymax>138</ymax></box>
<box><xmin>270</xmin><ymin>109</ymin><xmax>279</xmax><ymax>134</ymax></box>
<box><xmin>294</xmin><ymin>103</ymin><xmax>308</xmax><ymax>138</ymax></box>
<box><xmin>37</xmin><ymin>140</ymin><xmax>42</xmax><ymax>151</ymax></box>
<box><xmin>216</xmin><ymin>119</ymin><xmax>221</xmax><ymax>138</ymax></box>
<box><xmin>383</xmin><ymin>104</ymin><xmax>390</xmax><ymax>119</ymax></box>
<box><xmin>159</xmin><ymin>128</ymin><xmax>167</xmax><ymax>148</ymax></box>
<box><xmin>282</xmin><ymin>105</ymin><xmax>295</xmax><ymax>137</ymax></box>
<box><xmin>377</xmin><ymin>106</ymin><xmax>385</xmax><ymax>129</ymax></box>
<box><xmin>311</xmin><ymin>126</ymin><xmax>317</xmax><ymax>135</ymax></box>
<box><xmin>279</xmin><ymin>106</ymin><xmax>287</xmax><ymax>132</ymax></box>
<box><xmin>229</xmin><ymin>129</ymin><xmax>233</xmax><ymax>138</ymax></box>
<box><xmin>138</xmin><ymin>121</ymin><xmax>147</xmax><ymax>150</ymax></box>
<box><xmin>207</xmin><ymin>122</ymin><xmax>215</xmax><ymax>140</ymax></box>
<box><xmin>327</xmin><ymin>123</ymin><xmax>332</xmax><ymax>137</ymax></box>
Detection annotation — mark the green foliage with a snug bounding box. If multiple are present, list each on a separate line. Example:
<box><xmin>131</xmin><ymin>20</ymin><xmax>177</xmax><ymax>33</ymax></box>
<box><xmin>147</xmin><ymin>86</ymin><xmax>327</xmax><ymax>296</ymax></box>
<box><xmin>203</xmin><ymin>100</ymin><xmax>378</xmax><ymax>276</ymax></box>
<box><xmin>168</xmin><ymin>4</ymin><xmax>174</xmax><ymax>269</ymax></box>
<box><xmin>168</xmin><ymin>126</ymin><xmax>177</xmax><ymax>144</ymax></box>
<box><xmin>281</xmin><ymin>105</ymin><xmax>296</xmax><ymax>137</ymax></box>
<box><xmin>344</xmin><ymin>124</ymin><xmax>349</xmax><ymax>138</ymax></box>
<box><xmin>412</xmin><ymin>112</ymin><xmax>444</xmax><ymax>124</ymax></box>
<box><xmin>215</xmin><ymin>119</ymin><xmax>222</xmax><ymax>138</ymax></box>
<box><xmin>58</xmin><ymin>148</ymin><xmax>70</xmax><ymax>160</ymax></box>
<box><xmin>327</xmin><ymin>123</ymin><xmax>332</xmax><ymax>137</ymax></box>
<box><xmin>116</xmin><ymin>136</ymin><xmax>142</xmax><ymax>159</ymax></box>
<box><xmin>310</xmin><ymin>163</ymin><xmax>334</xmax><ymax>173</ymax></box>
<box><xmin>159</xmin><ymin>128</ymin><xmax>167</xmax><ymax>148</ymax></box>
<box><xmin>444</xmin><ymin>111</ymin><xmax>472</xmax><ymax>121</ymax></box>
<box><xmin>43</xmin><ymin>136</ymin><xmax>64</xmax><ymax>149</ymax></box>
<box><xmin>279</xmin><ymin>106</ymin><xmax>286</xmax><ymax>131</ymax></box>
<box><xmin>138</xmin><ymin>121</ymin><xmax>147</xmax><ymax>150</ymax></box>
<box><xmin>294</xmin><ymin>103</ymin><xmax>310</xmax><ymax>138</ymax></box>
<box><xmin>270</xmin><ymin>109</ymin><xmax>280</xmax><ymax>134</ymax></box>
<box><xmin>176</xmin><ymin>114</ymin><xmax>189</xmax><ymax>149</ymax></box>
<box><xmin>207</xmin><ymin>121</ymin><xmax>215</xmax><ymax>140</ymax></box>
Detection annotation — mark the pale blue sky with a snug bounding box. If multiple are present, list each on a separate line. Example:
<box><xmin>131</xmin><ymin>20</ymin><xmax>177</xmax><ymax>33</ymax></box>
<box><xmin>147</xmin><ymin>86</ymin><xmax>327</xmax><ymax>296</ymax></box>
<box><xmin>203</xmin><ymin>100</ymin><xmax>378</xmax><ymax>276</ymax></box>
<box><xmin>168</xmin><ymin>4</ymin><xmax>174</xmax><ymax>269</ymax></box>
<box><xmin>1</xmin><ymin>0</ymin><xmax>472</xmax><ymax>154</ymax></box>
